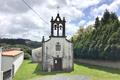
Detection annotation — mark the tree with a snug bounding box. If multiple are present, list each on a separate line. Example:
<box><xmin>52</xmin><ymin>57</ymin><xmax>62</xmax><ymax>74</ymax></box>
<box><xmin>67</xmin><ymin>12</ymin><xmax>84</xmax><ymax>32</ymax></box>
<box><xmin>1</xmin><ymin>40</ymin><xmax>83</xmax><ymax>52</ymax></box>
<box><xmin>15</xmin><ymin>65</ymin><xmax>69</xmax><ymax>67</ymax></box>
<box><xmin>73</xmin><ymin>9</ymin><xmax>120</xmax><ymax>61</ymax></box>
<box><xmin>94</xmin><ymin>17</ymin><xmax>100</xmax><ymax>29</ymax></box>
<box><xmin>110</xmin><ymin>12</ymin><xmax>118</xmax><ymax>22</ymax></box>
<box><xmin>101</xmin><ymin>9</ymin><xmax>110</xmax><ymax>24</ymax></box>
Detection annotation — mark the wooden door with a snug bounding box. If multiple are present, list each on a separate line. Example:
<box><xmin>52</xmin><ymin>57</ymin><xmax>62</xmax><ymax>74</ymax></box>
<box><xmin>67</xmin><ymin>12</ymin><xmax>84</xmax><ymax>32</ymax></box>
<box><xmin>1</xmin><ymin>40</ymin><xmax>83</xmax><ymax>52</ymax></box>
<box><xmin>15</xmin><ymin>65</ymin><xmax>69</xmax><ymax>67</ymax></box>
<box><xmin>54</xmin><ymin>58</ymin><xmax>62</xmax><ymax>71</ymax></box>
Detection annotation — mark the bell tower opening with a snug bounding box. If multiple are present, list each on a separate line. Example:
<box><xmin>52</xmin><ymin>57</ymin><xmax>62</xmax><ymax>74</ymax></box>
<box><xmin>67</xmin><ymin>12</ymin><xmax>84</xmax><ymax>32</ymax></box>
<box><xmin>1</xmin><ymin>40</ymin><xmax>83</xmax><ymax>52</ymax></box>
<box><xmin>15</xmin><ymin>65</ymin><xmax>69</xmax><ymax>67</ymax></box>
<box><xmin>50</xmin><ymin>13</ymin><xmax>66</xmax><ymax>37</ymax></box>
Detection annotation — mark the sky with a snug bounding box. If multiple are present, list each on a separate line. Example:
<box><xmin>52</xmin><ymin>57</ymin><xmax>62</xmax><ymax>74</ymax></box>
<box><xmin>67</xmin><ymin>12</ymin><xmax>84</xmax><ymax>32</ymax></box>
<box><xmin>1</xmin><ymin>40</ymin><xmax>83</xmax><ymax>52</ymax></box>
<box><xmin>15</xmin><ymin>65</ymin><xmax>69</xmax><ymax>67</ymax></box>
<box><xmin>0</xmin><ymin>0</ymin><xmax>120</xmax><ymax>42</ymax></box>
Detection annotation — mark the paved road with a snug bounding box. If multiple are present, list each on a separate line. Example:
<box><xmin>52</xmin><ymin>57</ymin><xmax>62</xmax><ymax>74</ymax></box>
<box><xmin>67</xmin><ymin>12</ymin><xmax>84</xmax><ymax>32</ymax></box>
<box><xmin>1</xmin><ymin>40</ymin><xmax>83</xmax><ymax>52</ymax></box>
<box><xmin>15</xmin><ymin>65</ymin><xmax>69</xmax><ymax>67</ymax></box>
<box><xmin>31</xmin><ymin>75</ymin><xmax>90</xmax><ymax>80</ymax></box>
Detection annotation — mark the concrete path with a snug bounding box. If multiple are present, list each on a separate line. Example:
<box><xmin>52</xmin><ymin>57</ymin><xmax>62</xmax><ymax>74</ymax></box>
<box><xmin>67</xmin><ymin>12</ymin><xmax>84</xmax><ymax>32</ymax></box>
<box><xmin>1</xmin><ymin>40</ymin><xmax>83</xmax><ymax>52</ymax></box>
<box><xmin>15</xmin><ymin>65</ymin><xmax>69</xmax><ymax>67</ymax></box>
<box><xmin>30</xmin><ymin>75</ymin><xmax>90</xmax><ymax>80</ymax></box>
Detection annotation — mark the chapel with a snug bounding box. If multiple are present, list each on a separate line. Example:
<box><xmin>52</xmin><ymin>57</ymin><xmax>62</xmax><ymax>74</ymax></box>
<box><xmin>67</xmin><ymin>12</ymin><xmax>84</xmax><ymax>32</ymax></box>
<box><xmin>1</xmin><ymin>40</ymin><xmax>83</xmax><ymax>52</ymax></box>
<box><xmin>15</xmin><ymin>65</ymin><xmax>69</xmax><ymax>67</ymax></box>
<box><xmin>42</xmin><ymin>13</ymin><xmax>73</xmax><ymax>72</ymax></box>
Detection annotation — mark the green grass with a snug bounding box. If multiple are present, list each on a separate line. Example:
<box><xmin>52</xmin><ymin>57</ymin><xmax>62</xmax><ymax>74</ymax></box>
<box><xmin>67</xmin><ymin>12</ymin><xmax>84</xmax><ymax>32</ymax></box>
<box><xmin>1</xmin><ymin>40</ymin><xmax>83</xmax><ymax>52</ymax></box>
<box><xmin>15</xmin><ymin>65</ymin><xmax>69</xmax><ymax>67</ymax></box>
<box><xmin>13</xmin><ymin>60</ymin><xmax>39</xmax><ymax>80</ymax></box>
<box><xmin>14</xmin><ymin>60</ymin><xmax>120</xmax><ymax>80</ymax></box>
<box><xmin>72</xmin><ymin>62</ymin><xmax>120</xmax><ymax>80</ymax></box>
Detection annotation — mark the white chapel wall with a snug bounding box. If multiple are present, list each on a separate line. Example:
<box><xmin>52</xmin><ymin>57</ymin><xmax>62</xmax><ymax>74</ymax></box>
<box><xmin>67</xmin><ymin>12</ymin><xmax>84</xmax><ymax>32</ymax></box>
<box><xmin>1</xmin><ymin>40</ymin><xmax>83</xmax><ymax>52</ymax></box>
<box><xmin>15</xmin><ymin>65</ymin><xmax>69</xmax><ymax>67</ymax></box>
<box><xmin>43</xmin><ymin>37</ymin><xmax>73</xmax><ymax>71</ymax></box>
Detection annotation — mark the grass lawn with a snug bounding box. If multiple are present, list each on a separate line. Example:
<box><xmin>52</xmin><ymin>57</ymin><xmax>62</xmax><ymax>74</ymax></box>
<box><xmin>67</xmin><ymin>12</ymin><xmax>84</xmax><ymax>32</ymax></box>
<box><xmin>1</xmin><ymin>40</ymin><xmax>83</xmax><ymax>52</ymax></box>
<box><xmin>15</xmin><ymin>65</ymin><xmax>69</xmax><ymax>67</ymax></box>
<box><xmin>14</xmin><ymin>60</ymin><xmax>120</xmax><ymax>80</ymax></box>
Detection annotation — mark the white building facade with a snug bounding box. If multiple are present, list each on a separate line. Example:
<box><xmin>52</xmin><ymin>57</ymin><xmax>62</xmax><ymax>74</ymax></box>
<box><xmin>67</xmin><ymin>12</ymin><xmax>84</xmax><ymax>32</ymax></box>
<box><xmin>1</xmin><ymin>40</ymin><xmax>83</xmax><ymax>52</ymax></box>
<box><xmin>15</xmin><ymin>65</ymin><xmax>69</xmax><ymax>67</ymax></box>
<box><xmin>2</xmin><ymin>50</ymin><xmax>24</xmax><ymax>80</ymax></box>
<box><xmin>32</xmin><ymin>47</ymin><xmax>42</xmax><ymax>63</ymax></box>
<box><xmin>42</xmin><ymin>13</ymin><xmax>73</xmax><ymax>72</ymax></box>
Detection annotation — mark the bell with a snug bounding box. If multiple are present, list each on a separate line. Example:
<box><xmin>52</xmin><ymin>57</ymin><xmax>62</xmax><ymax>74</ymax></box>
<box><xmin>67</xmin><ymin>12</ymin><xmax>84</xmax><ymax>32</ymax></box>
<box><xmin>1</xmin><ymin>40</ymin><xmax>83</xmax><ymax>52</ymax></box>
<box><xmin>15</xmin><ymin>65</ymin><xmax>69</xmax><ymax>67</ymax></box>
<box><xmin>54</xmin><ymin>25</ymin><xmax>57</xmax><ymax>30</ymax></box>
<box><xmin>60</xmin><ymin>25</ymin><xmax>62</xmax><ymax>30</ymax></box>
<box><xmin>60</xmin><ymin>27</ymin><xmax>62</xmax><ymax>30</ymax></box>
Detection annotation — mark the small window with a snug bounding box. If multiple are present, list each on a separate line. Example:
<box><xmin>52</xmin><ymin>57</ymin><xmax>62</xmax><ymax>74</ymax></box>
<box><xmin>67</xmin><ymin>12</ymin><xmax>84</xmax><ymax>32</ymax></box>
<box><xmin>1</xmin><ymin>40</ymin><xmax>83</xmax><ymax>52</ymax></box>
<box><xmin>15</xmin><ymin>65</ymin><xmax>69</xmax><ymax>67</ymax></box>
<box><xmin>57</xmin><ymin>18</ymin><xmax>59</xmax><ymax>21</ymax></box>
<box><xmin>56</xmin><ymin>42</ymin><xmax>61</xmax><ymax>51</ymax></box>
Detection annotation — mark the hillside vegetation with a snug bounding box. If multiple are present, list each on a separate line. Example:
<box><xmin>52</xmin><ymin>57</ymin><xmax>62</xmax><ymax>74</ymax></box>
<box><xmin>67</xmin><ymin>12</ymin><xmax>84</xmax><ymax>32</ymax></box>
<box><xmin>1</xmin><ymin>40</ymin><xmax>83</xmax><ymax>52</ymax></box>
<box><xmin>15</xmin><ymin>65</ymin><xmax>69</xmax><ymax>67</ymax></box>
<box><xmin>0</xmin><ymin>38</ymin><xmax>42</xmax><ymax>59</ymax></box>
<box><xmin>73</xmin><ymin>10</ymin><xmax>120</xmax><ymax>60</ymax></box>
<box><xmin>0</xmin><ymin>38</ymin><xmax>41</xmax><ymax>48</ymax></box>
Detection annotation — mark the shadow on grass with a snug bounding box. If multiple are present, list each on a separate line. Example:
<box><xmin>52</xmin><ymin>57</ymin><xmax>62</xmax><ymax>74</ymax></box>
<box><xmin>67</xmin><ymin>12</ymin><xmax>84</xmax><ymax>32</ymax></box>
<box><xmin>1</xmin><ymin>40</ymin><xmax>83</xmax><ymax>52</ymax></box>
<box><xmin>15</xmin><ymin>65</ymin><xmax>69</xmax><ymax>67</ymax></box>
<box><xmin>28</xmin><ymin>61</ymin><xmax>33</xmax><ymax>64</ymax></box>
<box><xmin>33</xmin><ymin>64</ymin><xmax>71</xmax><ymax>75</ymax></box>
<box><xmin>75</xmin><ymin>61</ymin><xmax>120</xmax><ymax>75</ymax></box>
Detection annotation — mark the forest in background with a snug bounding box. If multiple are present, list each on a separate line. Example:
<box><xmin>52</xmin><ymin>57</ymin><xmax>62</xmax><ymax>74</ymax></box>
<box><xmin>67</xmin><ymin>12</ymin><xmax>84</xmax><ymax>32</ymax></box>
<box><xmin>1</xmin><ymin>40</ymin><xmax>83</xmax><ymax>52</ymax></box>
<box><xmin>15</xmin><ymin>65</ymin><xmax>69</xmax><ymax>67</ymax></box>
<box><xmin>73</xmin><ymin>10</ymin><xmax>120</xmax><ymax>61</ymax></box>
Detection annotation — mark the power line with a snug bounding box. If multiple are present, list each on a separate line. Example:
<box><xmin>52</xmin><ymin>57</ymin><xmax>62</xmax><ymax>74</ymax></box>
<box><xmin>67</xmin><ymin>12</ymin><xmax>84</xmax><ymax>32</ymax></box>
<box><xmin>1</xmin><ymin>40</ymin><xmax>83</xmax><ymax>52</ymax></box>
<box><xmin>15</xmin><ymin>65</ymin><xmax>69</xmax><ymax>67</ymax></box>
<box><xmin>22</xmin><ymin>0</ymin><xmax>49</xmax><ymax>25</ymax></box>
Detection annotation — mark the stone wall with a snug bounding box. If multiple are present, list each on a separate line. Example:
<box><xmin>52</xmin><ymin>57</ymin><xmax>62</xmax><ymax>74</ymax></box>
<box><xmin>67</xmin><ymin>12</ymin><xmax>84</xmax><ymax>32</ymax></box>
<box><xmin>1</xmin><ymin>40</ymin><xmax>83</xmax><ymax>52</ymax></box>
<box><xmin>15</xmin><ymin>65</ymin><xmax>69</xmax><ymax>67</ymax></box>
<box><xmin>75</xmin><ymin>59</ymin><xmax>120</xmax><ymax>69</ymax></box>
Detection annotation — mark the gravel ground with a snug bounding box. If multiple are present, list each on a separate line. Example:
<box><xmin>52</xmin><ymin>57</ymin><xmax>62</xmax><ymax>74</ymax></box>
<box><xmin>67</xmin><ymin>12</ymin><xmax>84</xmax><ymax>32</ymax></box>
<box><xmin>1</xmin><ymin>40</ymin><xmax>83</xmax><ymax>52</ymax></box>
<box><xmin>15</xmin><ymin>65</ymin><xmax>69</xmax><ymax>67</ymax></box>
<box><xmin>30</xmin><ymin>75</ymin><xmax>90</xmax><ymax>80</ymax></box>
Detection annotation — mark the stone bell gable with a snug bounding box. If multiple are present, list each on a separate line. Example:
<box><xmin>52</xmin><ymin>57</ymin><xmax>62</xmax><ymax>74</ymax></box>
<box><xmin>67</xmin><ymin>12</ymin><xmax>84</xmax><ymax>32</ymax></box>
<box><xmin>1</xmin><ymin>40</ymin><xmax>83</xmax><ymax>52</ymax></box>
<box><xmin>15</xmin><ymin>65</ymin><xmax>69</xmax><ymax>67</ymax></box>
<box><xmin>42</xmin><ymin>13</ymin><xmax>73</xmax><ymax>72</ymax></box>
<box><xmin>50</xmin><ymin>13</ymin><xmax>66</xmax><ymax>37</ymax></box>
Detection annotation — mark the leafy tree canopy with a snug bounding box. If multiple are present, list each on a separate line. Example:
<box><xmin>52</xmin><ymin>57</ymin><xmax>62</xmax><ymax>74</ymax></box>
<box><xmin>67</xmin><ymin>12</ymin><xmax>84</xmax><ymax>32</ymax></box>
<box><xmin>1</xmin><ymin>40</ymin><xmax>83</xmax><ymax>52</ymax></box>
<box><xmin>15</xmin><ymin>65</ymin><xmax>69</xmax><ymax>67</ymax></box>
<box><xmin>73</xmin><ymin>9</ymin><xmax>120</xmax><ymax>61</ymax></box>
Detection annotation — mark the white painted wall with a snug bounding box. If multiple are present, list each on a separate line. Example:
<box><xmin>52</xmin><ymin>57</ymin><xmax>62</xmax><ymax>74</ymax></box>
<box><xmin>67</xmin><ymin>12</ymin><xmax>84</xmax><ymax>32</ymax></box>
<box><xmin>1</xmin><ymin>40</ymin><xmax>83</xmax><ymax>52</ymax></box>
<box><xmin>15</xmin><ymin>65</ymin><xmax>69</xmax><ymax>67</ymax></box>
<box><xmin>43</xmin><ymin>37</ymin><xmax>73</xmax><ymax>71</ymax></box>
<box><xmin>0</xmin><ymin>48</ymin><xmax>1</xmax><ymax>78</ymax></box>
<box><xmin>13</xmin><ymin>52</ymin><xmax>24</xmax><ymax>74</ymax></box>
<box><xmin>32</xmin><ymin>47</ymin><xmax>42</xmax><ymax>62</ymax></box>
<box><xmin>2</xmin><ymin>51</ymin><xmax>24</xmax><ymax>77</ymax></box>
<box><xmin>0</xmin><ymin>48</ymin><xmax>3</xmax><ymax>80</ymax></box>
<box><xmin>2</xmin><ymin>56</ymin><xmax>13</xmax><ymax>72</ymax></box>
<box><xmin>2</xmin><ymin>55</ymin><xmax>13</xmax><ymax>80</ymax></box>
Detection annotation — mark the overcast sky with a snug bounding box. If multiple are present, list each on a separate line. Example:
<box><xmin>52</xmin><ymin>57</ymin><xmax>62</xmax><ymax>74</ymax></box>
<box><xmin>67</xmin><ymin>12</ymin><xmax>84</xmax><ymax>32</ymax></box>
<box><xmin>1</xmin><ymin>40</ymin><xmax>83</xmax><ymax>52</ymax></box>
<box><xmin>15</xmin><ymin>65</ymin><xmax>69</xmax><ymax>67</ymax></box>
<box><xmin>0</xmin><ymin>0</ymin><xmax>120</xmax><ymax>42</ymax></box>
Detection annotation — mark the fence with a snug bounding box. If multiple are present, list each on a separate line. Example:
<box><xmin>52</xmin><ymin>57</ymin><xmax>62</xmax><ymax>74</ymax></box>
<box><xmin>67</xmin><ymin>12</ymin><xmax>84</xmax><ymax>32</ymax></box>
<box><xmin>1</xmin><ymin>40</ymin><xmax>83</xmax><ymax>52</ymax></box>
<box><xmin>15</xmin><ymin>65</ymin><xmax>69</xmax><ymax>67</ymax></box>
<box><xmin>75</xmin><ymin>59</ymin><xmax>120</xmax><ymax>69</ymax></box>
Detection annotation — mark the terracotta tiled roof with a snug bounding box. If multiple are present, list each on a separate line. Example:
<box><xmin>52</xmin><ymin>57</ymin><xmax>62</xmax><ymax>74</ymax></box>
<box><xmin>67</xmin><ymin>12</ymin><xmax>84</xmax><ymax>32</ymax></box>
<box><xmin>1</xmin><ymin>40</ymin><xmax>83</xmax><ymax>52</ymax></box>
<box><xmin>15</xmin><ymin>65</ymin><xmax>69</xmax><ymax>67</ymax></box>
<box><xmin>2</xmin><ymin>50</ymin><xmax>23</xmax><ymax>57</ymax></box>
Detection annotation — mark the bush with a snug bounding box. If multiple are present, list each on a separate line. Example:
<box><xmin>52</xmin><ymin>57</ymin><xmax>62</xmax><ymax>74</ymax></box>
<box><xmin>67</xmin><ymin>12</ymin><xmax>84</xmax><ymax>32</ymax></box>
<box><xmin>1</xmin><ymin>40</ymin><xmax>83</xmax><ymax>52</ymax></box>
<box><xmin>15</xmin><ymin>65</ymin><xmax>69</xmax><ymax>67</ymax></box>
<box><xmin>24</xmin><ymin>53</ymin><xmax>31</xmax><ymax>59</ymax></box>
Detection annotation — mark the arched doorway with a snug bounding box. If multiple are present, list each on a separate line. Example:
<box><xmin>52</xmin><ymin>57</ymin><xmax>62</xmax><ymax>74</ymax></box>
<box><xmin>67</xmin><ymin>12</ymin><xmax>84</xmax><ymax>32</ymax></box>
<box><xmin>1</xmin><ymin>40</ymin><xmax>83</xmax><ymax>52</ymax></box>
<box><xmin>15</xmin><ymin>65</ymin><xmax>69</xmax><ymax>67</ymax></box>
<box><xmin>54</xmin><ymin>58</ymin><xmax>62</xmax><ymax>71</ymax></box>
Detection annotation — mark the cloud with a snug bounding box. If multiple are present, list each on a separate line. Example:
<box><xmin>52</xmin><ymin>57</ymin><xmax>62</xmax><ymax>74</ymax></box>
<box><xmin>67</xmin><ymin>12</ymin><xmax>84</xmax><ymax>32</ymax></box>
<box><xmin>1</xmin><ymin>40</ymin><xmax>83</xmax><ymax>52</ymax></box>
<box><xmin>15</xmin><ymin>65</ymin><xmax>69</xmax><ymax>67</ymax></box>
<box><xmin>91</xmin><ymin>0</ymin><xmax>120</xmax><ymax>18</ymax></box>
<box><xmin>119</xmin><ymin>16</ymin><xmax>120</xmax><ymax>21</ymax></box>
<box><xmin>0</xmin><ymin>0</ymin><xmax>45</xmax><ymax>13</ymax></box>
<box><xmin>71</xmin><ymin>0</ymin><xmax>101</xmax><ymax>9</ymax></box>
<box><xmin>78</xmin><ymin>20</ymin><xmax>86</xmax><ymax>26</ymax></box>
<box><xmin>0</xmin><ymin>0</ymin><xmax>28</xmax><ymax>13</ymax></box>
<box><xmin>0</xmin><ymin>0</ymin><xmax>103</xmax><ymax>41</ymax></box>
<box><xmin>84</xmin><ymin>20</ymin><xmax>95</xmax><ymax>28</ymax></box>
